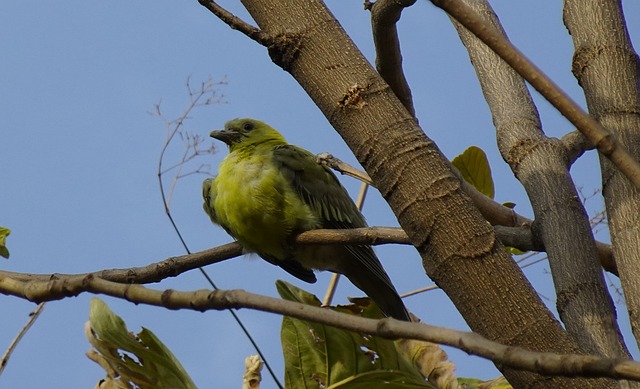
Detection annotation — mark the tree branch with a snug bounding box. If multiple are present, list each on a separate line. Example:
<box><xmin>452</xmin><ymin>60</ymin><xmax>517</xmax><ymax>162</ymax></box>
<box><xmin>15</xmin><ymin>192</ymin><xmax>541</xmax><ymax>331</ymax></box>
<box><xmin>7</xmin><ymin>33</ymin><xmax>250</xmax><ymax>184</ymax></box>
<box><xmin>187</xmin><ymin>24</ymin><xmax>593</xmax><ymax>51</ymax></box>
<box><xmin>0</xmin><ymin>225</ymin><xmax>616</xmax><ymax>303</ymax></box>
<box><xmin>561</xmin><ymin>130</ymin><xmax>595</xmax><ymax>166</ymax></box>
<box><xmin>2</xmin><ymin>243</ymin><xmax>241</xmax><ymax>285</ymax></box>
<box><xmin>0</xmin><ymin>303</ymin><xmax>45</xmax><ymax>376</ymax></box>
<box><xmin>445</xmin><ymin>0</ymin><xmax>628</xmax><ymax>359</ymax></box>
<box><xmin>197</xmin><ymin>0</ymin><xmax>267</xmax><ymax>45</ymax></box>
<box><xmin>367</xmin><ymin>0</ymin><xmax>417</xmax><ymax>116</ymax></box>
<box><xmin>2</xmin><ymin>273</ymin><xmax>640</xmax><ymax>382</ymax></box>
<box><xmin>431</xmin><ymin>0</ymin><xmax>640</xmax><ymax>190</ymax></box>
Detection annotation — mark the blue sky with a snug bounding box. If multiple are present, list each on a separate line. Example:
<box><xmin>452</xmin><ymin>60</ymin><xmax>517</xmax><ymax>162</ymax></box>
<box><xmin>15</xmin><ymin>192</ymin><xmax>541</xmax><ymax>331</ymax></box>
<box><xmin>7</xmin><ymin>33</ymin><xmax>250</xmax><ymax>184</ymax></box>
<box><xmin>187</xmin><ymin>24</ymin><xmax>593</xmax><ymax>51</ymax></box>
<box><xmin>1</xmin><ymin>1</ymin><xmax>639</xmax><ymax>387</ymax></box>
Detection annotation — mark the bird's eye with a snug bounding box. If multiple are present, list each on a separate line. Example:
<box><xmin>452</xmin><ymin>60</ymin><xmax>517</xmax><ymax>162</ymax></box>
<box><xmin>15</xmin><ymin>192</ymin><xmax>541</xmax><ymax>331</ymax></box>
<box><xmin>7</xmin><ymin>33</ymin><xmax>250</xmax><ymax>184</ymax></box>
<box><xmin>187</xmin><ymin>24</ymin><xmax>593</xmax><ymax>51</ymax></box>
<box><xmin>243</xmin><ymin>122</ymin><xmax>254</xmax><ymax>131</ymax></box>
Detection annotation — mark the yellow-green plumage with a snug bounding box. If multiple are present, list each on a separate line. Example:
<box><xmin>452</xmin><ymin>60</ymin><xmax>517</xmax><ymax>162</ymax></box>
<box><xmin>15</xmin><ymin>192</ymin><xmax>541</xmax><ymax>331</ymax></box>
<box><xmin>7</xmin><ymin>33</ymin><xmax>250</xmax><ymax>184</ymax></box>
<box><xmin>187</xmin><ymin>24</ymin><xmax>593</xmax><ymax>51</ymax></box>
<box><xmin>203</xmin><ymin>118</ymin><xmax>409</xmax><ymax>320</ymax></box>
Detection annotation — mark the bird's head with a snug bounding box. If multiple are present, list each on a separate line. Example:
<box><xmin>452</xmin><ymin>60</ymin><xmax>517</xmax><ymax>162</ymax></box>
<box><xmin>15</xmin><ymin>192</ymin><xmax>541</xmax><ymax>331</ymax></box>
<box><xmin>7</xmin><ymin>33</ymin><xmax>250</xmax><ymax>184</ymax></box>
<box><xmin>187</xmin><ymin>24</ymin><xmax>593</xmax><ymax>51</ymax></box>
<box><xmin>210</xmin><ymin>118</ymin><xmax>287</xmax><ymax>151</ymax></box>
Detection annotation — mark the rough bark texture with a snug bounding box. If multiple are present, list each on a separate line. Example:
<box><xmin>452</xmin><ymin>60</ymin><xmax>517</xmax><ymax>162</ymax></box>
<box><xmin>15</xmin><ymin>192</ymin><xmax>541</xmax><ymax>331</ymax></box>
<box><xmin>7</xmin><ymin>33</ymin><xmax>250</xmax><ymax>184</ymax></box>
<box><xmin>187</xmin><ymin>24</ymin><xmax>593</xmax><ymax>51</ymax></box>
<box><xmin>451</xmin><ymin>0</ymin><xmax>629</xmax><ymax>363</ymax></box>
<box><xmin>238</xmin><ymin>0</ymin><xmax>615</xmax><ymax>387</ymax></box>
<box><xmin>564</xmin><ymin>0</ymin><xmax>640</xmax><ymax>351</ymax></box>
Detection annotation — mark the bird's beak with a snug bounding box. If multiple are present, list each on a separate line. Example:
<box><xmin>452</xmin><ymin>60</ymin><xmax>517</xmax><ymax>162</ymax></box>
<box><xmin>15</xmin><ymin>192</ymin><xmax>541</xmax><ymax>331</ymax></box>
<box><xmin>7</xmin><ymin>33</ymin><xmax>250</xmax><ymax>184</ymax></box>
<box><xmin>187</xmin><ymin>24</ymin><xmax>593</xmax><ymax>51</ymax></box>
<box><xmin>209</xmin><ymin>129</ymin><xmax>242</xmax><ymax>145</ymax></box>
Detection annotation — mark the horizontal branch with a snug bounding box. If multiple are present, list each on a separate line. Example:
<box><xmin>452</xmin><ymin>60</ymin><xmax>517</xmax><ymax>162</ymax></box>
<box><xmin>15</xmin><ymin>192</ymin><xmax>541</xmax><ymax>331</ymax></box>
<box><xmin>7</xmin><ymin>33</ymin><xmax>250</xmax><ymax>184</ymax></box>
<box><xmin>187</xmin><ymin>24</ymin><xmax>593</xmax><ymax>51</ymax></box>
<box><xmin>1</xmin><ymin>273</ymin><xmax>639</xmax><ymax>382</ymax></box>
<box><xmin>1</xmin><ymin>242</ymin><xmax>243</xmax><ymax>285</ymax></box>
<box><xmin>0</xmin><ymin>225</ymin><xmax>616</xmax><ymax>289</ymax></box>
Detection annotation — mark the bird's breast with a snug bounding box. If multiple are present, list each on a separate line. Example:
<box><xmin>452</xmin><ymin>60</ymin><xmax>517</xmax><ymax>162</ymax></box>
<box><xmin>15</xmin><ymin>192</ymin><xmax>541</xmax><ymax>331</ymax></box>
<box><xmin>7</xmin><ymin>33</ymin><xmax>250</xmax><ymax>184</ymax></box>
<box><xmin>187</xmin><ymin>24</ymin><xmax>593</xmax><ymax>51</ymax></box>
<box><xmin>213</xmin><ymin>152</ymin><xmax>318</xmax><ymax>258</ymax></box>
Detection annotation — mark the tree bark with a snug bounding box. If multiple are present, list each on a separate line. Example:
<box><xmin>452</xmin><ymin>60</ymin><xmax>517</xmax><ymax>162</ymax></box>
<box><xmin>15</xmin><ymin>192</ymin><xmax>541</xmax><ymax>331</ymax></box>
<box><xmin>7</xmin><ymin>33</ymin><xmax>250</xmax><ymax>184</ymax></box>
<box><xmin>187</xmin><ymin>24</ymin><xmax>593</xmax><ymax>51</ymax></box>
<box><xmin>564</xmin><ymin>0</ymin><xmax>640</xmax><ymax>350</ymax></box>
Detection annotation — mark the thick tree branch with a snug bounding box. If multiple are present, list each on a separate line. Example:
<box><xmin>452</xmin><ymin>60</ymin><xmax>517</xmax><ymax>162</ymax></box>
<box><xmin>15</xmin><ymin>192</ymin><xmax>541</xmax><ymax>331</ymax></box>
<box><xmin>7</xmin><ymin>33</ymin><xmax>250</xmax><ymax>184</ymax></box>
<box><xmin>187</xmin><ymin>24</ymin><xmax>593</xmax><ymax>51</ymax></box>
<box><xmin>431</xmin><ymin>0</ymin><xmax>640</xmax><ymax>190</ymax></box>
<box><xmin>563</xmin><ymin>0</ymin><xmax>640</xmax><ymax>352</ymax></box>
<box><xmin>561</xmin><ymin>130</ymin><xmax>595</xmax><ymax>166</ymax></box>
<box><xmin>2</xmin><ymin>274</ymin><xmax>640</xmax><ymax>382</ymax></box>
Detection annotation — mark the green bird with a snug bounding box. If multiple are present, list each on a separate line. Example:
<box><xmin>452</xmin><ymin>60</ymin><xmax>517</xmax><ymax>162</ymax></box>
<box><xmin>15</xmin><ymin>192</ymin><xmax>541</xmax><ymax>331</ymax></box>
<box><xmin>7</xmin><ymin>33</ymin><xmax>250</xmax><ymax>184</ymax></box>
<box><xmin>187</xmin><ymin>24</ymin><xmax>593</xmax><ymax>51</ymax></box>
<box><xmin>203</xmin><ymin>118</ymin><xmax>410</xmax><ymax>321</ymax></box>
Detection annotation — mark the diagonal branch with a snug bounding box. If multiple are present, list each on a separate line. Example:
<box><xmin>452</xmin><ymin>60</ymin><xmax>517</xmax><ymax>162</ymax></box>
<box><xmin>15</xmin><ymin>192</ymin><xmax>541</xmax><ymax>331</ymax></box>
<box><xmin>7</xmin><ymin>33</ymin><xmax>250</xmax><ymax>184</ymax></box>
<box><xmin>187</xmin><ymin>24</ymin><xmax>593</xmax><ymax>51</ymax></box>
<box><xmin>0</xmin><ymin>303</ymin><xmax>45</xmax><ymax>376</ymax></box>
<box><xmin>431</xmin><ymin>0</ymin><xmax>640</xmax><ymax>190</ymax></box>
<box><xmin>198</xmin><ymin>0</ymin><xmax>268</xmax><ymax>45</ymax></box>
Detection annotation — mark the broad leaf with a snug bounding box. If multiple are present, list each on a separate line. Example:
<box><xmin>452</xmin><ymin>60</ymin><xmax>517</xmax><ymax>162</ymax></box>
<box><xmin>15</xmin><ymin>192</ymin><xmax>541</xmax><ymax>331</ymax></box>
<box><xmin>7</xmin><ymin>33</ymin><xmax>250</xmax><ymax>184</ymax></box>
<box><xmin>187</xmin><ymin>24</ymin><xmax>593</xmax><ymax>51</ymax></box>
<box><xmin>86</xmin><ymin>298</ymin><xmax>196</xmax><ymax>389</ymax></box>
<box><xmin>277</xmin><ymin>281</ymin><xmax>436</xmax><ymax>388</ymax></box>
<box><xmin>452</xmin><ymin>146</ymin><xmax>494</xmax><ymax>199</ymax></box>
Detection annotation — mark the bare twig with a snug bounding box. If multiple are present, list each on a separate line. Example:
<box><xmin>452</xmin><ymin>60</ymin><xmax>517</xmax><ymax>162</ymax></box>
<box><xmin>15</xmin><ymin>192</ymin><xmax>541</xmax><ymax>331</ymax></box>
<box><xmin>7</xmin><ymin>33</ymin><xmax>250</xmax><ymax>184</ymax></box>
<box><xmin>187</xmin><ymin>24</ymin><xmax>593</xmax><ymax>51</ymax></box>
<box><xmin>401</xmin><ymin>284</ymin><xmax>439</xmax><ymax>298</ymax></box>
<box><xmin>197</xmin><ymin>0</ymin><xmax>267</xmax><ymax>45</ymax></box>
<box><xmin>155</xmin><ymin>76</ymin><xmax>222</xmax><ymax>209</ymax></box>
<box><xmin>0</xmin><ymin>303</ymin><xmax>45</xmax><ymax>376</ymax></box>
<box><xmin>431</xmin><ymin>0</ymin><xmax>640</xmax><ymax>190</ymax></box>
<box><xmin>3</xmin><ymin>275</ymin><xmax>640</xmax><ymax>382</ymax></box>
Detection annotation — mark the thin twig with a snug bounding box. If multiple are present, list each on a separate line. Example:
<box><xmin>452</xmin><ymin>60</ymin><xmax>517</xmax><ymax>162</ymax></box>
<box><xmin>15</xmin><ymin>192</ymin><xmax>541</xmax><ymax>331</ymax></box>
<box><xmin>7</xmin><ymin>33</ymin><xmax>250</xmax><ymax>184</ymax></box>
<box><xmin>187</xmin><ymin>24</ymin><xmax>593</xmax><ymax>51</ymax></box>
<box><xmin>197</xmin><ymin>0</ymin><xmax>267</xmax><ymax>45</ymax></box>
<box><xmin>401</xmin><ymin>285</ymin><xmax>439</xmax><ymax>298</ymax></box>
<box><xmin>0</xmin><ymin>303</ymin><xmax>45</xmax><ymax>376</ymax></box>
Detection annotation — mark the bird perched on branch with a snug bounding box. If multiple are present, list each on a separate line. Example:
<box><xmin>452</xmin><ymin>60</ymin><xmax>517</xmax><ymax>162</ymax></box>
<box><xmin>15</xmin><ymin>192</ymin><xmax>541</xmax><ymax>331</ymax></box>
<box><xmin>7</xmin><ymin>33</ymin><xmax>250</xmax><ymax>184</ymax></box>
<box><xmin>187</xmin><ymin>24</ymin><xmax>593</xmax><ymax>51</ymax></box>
<box><xmin>202</xmin><ymin>118</ymin><xmax>410</xmax><ymax>321</ymax></box>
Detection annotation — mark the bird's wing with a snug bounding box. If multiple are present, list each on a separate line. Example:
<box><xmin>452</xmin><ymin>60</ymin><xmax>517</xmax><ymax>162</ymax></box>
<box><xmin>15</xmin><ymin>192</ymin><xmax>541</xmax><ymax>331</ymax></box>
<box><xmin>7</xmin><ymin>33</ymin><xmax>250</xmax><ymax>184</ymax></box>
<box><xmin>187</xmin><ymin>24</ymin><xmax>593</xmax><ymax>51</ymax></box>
<box><xmin>272</xmin><ymin>145</ymin><xmax>366</xmax><ymax>228</ymax></box>
<box><xmin>202</xmin><ymin>178</ymin><xmax>219</xmax><ymax>225</ymax></box>
<box><xmin>272</xmin><ymin>145</ymin><xmax>395</xmax><ymax>288</ymax></box>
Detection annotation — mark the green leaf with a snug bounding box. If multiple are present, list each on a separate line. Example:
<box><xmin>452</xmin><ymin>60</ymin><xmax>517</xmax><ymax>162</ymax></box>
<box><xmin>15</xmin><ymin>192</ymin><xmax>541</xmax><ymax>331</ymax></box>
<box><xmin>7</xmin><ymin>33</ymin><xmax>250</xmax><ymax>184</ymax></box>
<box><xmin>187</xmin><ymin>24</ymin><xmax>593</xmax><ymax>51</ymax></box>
<box><xmin>86</xmin><ymin>298</ymin><xmax>197</xmax><ymax>389</ymax></box>
<box><xmin>507</xmin><ymin>247</ymin><xmax>526</xmax><ymax>255</ymax></box>
<box><xmin>452</xmin><ymin>146</ymin><xmax>495</xmax><ymax>199</ymax></box>
<box><xmin>276</xmin><ymin>281</ymin><xmax>436</xmax><ymax>389</ymax></box>
<box><xmin>0</xmin><ymin>226</ymin><xmax>11</xmax><ymax>259</ymax></box>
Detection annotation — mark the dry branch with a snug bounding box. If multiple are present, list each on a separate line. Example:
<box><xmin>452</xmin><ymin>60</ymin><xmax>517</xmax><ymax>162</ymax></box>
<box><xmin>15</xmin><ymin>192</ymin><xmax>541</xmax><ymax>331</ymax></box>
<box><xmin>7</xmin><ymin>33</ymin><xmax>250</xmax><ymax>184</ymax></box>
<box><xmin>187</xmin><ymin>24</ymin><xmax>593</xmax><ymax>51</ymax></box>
<box><xmin>1</xmin><ymin>274</ymin><xmax>639</xmax><ymax>382</ymax></box>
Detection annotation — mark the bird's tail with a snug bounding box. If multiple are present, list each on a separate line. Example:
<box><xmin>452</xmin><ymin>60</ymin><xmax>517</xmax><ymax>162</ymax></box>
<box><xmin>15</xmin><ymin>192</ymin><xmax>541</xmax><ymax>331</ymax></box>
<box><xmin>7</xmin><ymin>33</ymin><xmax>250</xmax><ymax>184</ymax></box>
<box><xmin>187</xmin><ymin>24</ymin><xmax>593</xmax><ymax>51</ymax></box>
<box><xmin>345</xmin><ymin>269</ymin><xmax>411</xmax><ymax>321</ymax></box>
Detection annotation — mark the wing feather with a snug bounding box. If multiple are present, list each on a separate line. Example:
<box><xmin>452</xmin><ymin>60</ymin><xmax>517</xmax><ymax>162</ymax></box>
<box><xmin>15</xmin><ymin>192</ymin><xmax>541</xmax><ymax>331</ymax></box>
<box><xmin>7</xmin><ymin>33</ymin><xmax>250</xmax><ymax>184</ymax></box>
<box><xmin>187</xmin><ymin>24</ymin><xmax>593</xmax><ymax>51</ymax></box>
<box><xmin>202</xmin><ymin>177</ymin><xmax>218</xmax><ymax>224</ymax></box>
<box><xmin>272</xmin><ymin>145</ymin><xmax>396</xmax><ymax>290</ymax></box>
